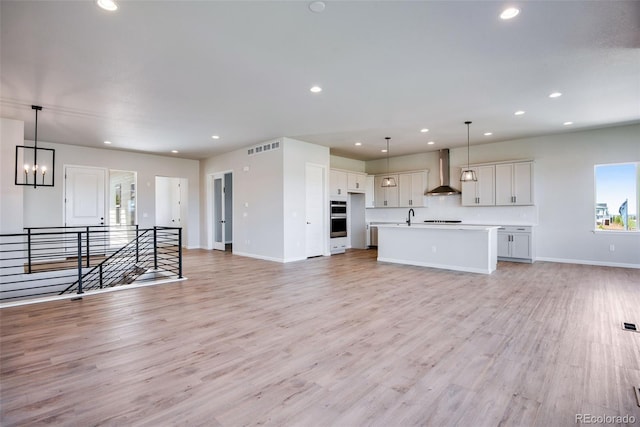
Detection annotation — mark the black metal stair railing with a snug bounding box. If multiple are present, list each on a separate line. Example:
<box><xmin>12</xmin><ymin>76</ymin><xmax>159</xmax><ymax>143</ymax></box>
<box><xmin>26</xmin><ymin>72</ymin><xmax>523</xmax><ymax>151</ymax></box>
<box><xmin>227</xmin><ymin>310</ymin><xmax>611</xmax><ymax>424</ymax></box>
<box><xmin>60</xmin><ymin>227</ymin><xmax>182</xmax><ymax>295</ymax></box>
<box><xmin>0</xmin><ymin>226</ymin><xmax>182</xmax><ymax>302</ymax></box>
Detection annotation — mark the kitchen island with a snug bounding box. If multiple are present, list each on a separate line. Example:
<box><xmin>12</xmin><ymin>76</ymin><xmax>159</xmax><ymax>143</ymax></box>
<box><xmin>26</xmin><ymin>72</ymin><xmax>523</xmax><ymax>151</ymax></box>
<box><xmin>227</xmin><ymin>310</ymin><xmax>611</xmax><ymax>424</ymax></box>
<box><xmin>376</xmin><ymin>223</ymin><xmax>500</xmax><ymax>274</ymax></box>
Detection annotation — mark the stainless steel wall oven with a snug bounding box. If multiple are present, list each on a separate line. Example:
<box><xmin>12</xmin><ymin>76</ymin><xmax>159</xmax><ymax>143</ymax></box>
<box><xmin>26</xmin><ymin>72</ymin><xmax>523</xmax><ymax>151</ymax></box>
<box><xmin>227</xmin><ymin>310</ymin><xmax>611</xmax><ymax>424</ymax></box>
<box><xmin>330</xmin><ymin>200</ymin><xmax>347</xmax><ymax>238</ymax></box>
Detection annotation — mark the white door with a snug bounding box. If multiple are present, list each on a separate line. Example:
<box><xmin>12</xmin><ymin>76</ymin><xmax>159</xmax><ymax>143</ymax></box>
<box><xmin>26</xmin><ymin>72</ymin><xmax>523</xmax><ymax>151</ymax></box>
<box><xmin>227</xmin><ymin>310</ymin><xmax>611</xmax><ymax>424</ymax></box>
<box><xmin>65</xmin><ymin>166</ymin><xmax>106</xmax><ymax>226</ymax></box>
<box><xmin>212</xmin><ymin>174</ymin><xmax>226</xmax><ymax>251</ymax></box>
<box><xmin>155</xmin><ymin>176</ymin><xmax>183</xmax><ymax>227</ymax></box>
<box><xmin>305</xmin><ymin>164</ymin><xmax>325</xmax><ymax>257</ymax></box>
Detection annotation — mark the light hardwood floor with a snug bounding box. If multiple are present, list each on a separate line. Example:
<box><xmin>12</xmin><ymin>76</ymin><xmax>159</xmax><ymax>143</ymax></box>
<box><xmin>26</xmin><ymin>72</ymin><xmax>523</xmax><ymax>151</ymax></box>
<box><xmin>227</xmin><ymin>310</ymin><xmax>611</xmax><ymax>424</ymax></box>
<box><xmin>1</xmin><ymin>249</ymin><xmax>639</xmax><ymax>426</ymax></box>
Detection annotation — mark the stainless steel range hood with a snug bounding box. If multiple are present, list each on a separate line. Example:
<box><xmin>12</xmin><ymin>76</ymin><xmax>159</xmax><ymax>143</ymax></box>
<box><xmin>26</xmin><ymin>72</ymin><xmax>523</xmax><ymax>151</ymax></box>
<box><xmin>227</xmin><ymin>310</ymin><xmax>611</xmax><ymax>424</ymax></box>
<box><xmin>425</xmin><ymin>149</ymin><xmax>461</xmax><ymax>196</ymax></box>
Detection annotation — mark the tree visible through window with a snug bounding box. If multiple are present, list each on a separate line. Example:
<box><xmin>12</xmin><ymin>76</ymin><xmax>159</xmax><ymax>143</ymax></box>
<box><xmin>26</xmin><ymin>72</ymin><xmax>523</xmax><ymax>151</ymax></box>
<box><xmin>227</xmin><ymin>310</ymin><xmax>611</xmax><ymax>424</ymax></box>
<box><xmin>594</xmin><ymin>163</ymin><xmax>638</xmax><ymax>231</ymax></box>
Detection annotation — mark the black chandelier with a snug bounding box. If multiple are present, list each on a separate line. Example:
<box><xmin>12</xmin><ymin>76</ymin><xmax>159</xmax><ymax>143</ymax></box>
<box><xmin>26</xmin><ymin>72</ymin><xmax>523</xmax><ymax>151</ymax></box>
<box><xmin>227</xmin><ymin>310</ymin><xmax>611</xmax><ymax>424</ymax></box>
<box><xmin>15</xmin><ymin>105</ymin><xmax>55</xmax><ymax>188</ymax></box>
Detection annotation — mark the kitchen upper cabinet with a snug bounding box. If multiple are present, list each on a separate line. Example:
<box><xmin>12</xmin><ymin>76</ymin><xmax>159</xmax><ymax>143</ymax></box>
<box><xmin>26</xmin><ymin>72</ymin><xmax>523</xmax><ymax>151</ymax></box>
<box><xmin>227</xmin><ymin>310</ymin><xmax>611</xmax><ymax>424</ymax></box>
<box><xmin>330</xmin><ymin>169</ymin><xmax>348</xmax><ymax>197</ymax></box>
<box><xmin>365</xmin><ymin>175</ymin><xmax>375</xmax><ymax>208</ymax></box>
<box><xmin>374</xmin><ymin>175</ymin><xmax>399</xmax><ymax>207</ymax></box>
<box><xmin>347</xmin><ymin>172</ymin><xmax>366</xmax><ymax>193</ymax></box>
<box><xmin>495</xmin><ymin>162</ymin><xmax>533</xmax><ymax>205</ymax></box>
<box><xmin>461</xmin><ymin>165</ymin><xmax>495</xmax><ymax>206</ymax></box>
<box><xmin>398</xmin><ymin>171</ymin><xmax>428</xmax><ymax>207</ymax></box>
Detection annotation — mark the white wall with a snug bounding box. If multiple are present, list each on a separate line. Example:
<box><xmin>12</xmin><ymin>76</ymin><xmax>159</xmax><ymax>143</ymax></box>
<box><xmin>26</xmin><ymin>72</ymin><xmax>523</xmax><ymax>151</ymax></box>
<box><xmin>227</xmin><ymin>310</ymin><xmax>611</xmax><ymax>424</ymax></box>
<box><xmin>0</xmin><ymin>120</ymin><xmax>201</xmax><ymax>247</ymax></box>
<box><xmin>0</xmin><ymin>118</ymin><xmax>25</xmax><ymax>233</ymax></box>
<box><xmin>330</xmin><ymin>155</ymin><xmax>366</xmax><ymax>173</ymax></box>
<box><xmin>201</xmin><ymin>137</ymin><xmax>330</xmax><ymax>262</ymax></box>
<box><xmin>200</xmin><ymin>139</ymin><xmax>284</xmax><ymax>261</ymax></box>
<box><xmin>364</xmin><ymin>123</ymin><xmax>640</xmax><ymax>268</ymax></box>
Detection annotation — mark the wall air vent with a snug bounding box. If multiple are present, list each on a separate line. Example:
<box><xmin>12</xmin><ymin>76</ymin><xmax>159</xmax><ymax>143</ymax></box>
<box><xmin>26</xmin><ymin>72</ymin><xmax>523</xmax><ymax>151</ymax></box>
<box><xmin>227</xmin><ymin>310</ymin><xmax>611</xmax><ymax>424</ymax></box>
<box><xmin>622</xmin><ymin>322</ymin><xmax>638</xmax><ymax>332</ymax></box>
<box><xmin>246</xmin><ymin>140</ymin><xmax>282</xmax><ymax>156</ymax></box>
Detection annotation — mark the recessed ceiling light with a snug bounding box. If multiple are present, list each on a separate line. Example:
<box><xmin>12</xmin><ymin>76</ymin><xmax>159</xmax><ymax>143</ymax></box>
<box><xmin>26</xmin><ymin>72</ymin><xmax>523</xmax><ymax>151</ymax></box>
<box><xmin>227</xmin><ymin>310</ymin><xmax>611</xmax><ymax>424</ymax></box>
<box><xmin>310</xmin><ymin>86</ymin><xmax>322</xmax><ymax>93</ymax></box>
<box><xmin>484</xmin><ymin>132</ymin><xmax>493</xmax><ymax>136</ymax></box>
<box><xmin>309</xmin><ymin>1</ymin><xmax>326</xmax><ymax>13</ymax></box>
<box><xmin>381</xmin><ymin>149</ymin><xmax>388</xmax><ymax>153</ymax></box>
<box><xmin>420</xmin><ymin>128</ymin><xmax>429</xmax><ymax>133</ymax></box>
<box><xmin>563</xmin><ymin>121</ymin><xmax>574</xmax><ymax>126</ymax></box>
<box><xmin>97</xmin><ymin>0</ymin><xmax>118</xmax><ymax>11</ymax></box>
<box><xmin>549</xmin><ymin>92</ymin><xmax>562</xmax><ymax>98</ymax></box>
<box><xmin>514</xmin><ymin>110</ymin><xmax>525</xmax><ymax>116</ymax></box>
<box><xmin>171</xmin><ymin>150</ymin><xmax>179</xmax><ymax>154</ymax></box>
<box><xmin>354</xmin><ymin>142</ymin><xmax>362</xmax><ymax>146</ymax></box>
<box><xmin>500</xmin><ymin>7</ymin><xmax>519</xmax><ymax>20</ymax></box>
<box><xmin>104</xmin><ymin>140</ymin><xmax>112</xmax><ymax>144</ymax></box>
<box><xmin>427</xmin><ymin>141</ymin><xmax>435</xmax><ymax>145</ymax></box>
<box><xmin>211</xmin><ymin>135</ymin><xmax>220</xmax><ymax>139</ymax></box>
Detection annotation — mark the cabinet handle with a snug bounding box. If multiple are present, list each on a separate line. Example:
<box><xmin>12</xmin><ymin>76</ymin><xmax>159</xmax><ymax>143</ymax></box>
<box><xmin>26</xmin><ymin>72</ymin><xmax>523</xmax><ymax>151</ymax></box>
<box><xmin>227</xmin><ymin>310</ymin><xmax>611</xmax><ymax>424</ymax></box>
<box><xmin>356</xmin><ymin>183</ymin><xmax>359</xmax><ymax>189</ymax></box>
<box><xmin>338</xmin><ymin>189</ymin><xmax>341</xmax><ymax>195</ymax></box>
<box><xmin>513</xmin><ymin>195</ymin><xmax>516</xmax><ymax>203</ymax></box>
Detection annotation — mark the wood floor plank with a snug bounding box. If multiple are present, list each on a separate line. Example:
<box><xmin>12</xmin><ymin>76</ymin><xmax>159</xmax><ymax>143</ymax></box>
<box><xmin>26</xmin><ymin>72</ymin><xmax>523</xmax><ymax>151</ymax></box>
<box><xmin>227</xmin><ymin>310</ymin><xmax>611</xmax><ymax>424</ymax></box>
<box><xmin>1</xmin><ymin>248</ymin><xmax>639</xmax><ymax>426</ymax></box>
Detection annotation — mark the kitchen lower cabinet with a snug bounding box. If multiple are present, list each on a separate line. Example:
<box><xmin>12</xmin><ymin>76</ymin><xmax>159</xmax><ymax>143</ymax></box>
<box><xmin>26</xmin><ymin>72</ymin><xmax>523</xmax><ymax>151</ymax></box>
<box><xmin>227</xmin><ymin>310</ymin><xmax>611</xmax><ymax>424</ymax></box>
<box><xmin>497</xmin><ymin>226</ymin><xmax>533</xmax><ymax>262</ymax></box>
<box><xmin>330</xmin><ymin>237</ymin><xmax>347</xmax><ymax>254</ymax></box>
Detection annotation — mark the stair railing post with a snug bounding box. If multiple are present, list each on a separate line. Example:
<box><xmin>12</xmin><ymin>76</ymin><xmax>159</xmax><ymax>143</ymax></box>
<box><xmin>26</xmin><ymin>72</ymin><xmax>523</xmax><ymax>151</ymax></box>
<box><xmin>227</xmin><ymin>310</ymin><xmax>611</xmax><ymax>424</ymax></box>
<box><xmin>178</xmin><ymin>227</ymin><xmax>183</xmax><ymax>279</ymax></box>
<box><xmin>85</xmin><ymin>226</ymin><xmax>90</xmax><ymax>268</ymax></box>
<box><xmin>153</xmin><ymin>226</ymin><xmax>158</xmax><ymax>270</ymax></box>
<box><xmin>77</xmin><ymin>232</ymin><xmax>84</xmax><ymax>295</ymax></box>
<box><xmin>135</xmin><ymin>224</ymin><xmax>139</xmax><ymax>264</ymax></box>
<box><xmin>27</xmin><ymin>228</ymin><xmax>32</xmax><ymax>274</ymax></box>
<box><xmin>99</xmin><ymin>264</ymin><xmax>103</xmax><ymax>289</ymax></box>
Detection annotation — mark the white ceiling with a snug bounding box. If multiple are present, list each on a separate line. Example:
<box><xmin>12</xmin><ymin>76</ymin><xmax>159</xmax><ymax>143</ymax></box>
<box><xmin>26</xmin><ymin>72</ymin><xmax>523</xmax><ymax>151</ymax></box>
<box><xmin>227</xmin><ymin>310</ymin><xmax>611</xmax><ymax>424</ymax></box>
<box><xmin>1</xmin><ymin>1</ymin><xmax>639</xmax><ymax>161</ymax></box>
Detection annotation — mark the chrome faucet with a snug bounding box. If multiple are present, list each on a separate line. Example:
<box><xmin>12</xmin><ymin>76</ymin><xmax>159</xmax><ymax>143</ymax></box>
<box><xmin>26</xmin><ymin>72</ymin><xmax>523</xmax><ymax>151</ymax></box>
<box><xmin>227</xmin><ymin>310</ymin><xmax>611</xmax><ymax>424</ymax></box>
<box><xmin>407</xmin><ymin>208</ymin><xmax>415</xmax><ymax>226</ymax></box>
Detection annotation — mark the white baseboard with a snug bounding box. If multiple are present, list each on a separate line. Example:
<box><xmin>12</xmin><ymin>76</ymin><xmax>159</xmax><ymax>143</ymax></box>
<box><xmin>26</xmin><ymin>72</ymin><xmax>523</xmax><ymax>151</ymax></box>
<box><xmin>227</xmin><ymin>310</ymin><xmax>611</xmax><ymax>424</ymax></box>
<box><xmin>536</xmin><ymin>257</ymin><xmax>640</xmax><ymax>269</ymax></box>
<box><xmin>232</xmin><ymin>251</ymin><xmax>285</xmax><ymax>263</ymax></box>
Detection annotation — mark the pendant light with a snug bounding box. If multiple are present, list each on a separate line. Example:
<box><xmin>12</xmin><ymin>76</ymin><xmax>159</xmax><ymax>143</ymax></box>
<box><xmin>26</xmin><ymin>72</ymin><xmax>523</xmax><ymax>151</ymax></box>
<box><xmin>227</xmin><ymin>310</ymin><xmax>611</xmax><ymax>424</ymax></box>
<box><xmin>381</xmin><ymin>137</ymin><xmax>397</xmax><ymax>187</ymax></box>
<box><xmin>15</xmin><ymin>105</ymin><xmax>56</xmax><ymax>188</ymax></box>
<box><xmin>460</xmin><ymin>121</ymin><xmax>477</xmax><ymax>182</ymax></box>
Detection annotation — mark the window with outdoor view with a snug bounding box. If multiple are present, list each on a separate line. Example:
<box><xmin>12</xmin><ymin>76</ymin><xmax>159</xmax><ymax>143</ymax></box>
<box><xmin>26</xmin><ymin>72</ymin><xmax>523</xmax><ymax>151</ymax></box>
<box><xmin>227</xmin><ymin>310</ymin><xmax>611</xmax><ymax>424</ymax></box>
<box><xmin>594</xmin><ymin>163</ymin><xmax>638</xmax><ymax>231</ymax></box>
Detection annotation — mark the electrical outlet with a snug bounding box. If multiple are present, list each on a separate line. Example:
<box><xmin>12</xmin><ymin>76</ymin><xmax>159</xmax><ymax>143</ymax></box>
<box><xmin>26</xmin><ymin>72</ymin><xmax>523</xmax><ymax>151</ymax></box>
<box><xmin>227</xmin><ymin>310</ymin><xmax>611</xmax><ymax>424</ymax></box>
<box><xmin>609</xmin><ymin>244</ymin><xmax>615</xmax><ymax>252</ymax></box>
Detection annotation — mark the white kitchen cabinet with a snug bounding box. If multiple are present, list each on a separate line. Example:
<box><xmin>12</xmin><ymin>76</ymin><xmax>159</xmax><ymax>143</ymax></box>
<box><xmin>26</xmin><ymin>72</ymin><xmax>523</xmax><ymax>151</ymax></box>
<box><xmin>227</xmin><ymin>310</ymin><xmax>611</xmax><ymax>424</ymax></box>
<box><xmin>497</xmin><ymin>226</ymin><xmax>533</xmax><ymax>262</ymax></box>
<box><xmin>374</xmin><ymin>175</ymin><xmax>399</xmax><ymax>207</ymax></box>
<box><xmin>330</xmin><ymin>237</ymin><xmax>347</xmax><ymax>254</ymax></box>
<box><xmin>347</xmin><ymin>172</ymin><xmax>366</xmax><ymax>193</ymax></box>
<box><xmin>330</xmin><ymin>169</ymin><xmax>348</xmax><ymax>197</ymax></box>
<box><xmin>398</xmin><ymin>171</ymin><xmax>428</xmax><ymax>207</ymax></box>
<box><xmin>495</xmin><ymin>162</ymin><xmax>533</xmax><ymax>205</ymax></box>
<box><xmin>461</xmin><ymin>165</ymin><xmax>495</xmax><ymax>206</ymax></box>
<box><xmin>365</xmin><ymin>175</ymin><xmax>375</xmax><ymax>208</ymax></box>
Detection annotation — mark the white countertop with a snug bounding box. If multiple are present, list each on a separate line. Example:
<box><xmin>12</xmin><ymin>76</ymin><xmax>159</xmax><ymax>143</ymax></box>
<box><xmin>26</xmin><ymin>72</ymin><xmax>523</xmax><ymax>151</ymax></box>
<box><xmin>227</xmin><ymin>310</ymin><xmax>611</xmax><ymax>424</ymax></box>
<box><xmin>376</xmin><ymin>223</ymin><xmax>500</xmax><ymax>231</ymax></box>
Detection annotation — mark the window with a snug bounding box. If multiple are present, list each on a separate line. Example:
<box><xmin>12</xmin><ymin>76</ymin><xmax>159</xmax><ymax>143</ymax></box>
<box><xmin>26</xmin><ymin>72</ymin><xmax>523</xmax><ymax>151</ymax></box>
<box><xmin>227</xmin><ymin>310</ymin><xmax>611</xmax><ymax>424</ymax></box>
<box><xmin>594</xmin><ymin>163</ymin><xmax>639</xmax><ymax>231</ymax></box>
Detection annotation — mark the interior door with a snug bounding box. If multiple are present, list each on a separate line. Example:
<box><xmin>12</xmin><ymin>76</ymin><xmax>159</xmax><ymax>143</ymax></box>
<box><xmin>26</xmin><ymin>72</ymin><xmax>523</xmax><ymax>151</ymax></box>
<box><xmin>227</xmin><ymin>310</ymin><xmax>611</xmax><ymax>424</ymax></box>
<box><xmin>212</xmin><ymin>174</ymin><xmax>226</xmax><ymax>251</ymax></box>
<box><xmin>65</xmin><ymin>166</ymin><xmax>106</xmax><ymax>226</ymax></box>
<box><xmin>305</xmin><ymin>164</ymin><xmax>325</xmax><ymax>257</ymax></box>
<box><xmin>155</xmin><ymin>176</ymin><xmax>182</xmax><ymax>227</ymax></box>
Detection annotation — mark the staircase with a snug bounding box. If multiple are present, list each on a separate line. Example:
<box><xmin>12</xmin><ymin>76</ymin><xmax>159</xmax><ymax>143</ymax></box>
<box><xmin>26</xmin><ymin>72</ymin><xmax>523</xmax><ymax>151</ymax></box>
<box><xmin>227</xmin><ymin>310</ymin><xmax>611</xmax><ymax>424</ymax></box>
<box><xmin>0</xmin><ymin>226</ymin><xmax>182</xmax><ymax>303</ymax></box>
<box><xmin>60</xmin><ymin>227</ymin><xmax>182</xmax><ymax>295</ymax></box>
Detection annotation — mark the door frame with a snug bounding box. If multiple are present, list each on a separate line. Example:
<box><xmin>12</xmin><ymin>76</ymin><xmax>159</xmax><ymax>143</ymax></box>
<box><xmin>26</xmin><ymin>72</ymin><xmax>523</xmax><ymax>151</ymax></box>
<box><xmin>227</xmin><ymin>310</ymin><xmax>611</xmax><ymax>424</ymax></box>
<box><xmin>207</xmin><ymin>170</ymin><xmax>233</xmax><ymax>251</ymax></box>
